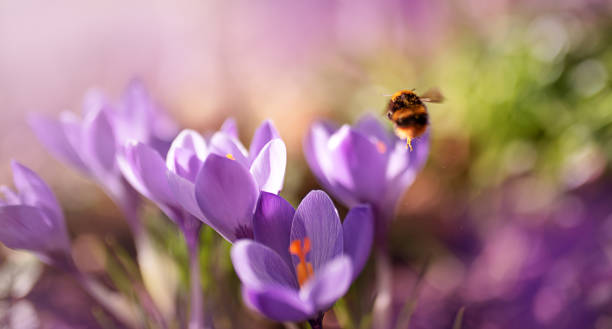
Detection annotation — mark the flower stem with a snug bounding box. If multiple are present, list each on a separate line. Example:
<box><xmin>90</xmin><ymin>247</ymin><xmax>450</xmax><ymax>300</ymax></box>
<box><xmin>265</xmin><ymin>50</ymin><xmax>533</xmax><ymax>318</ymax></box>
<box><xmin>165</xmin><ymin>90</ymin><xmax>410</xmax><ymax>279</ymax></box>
<box><xmin>185</xmin><ymin>225</ymin><xmax>206</xmax><ymax>329</ymax></box>
<box><xmin>70</xmin><ymin>268</ymin><xmax>141</xmax><ymax>329</ymax></box>
<box><xmin>111</xmin><ymin>186</ymin><xmax>143</xmax><ymax>239</ymax></box>
<box><xmin>373</xmin><ymin>244</ymin><xmax>393</xmax><ymax>329</ymax></box>
<box><xmin>108</xmin><ymin>236</ymin><xmax>170</xmax><ymax>329</ymax></box>
<box><xmin>308</xmin><ymin>312</ymin><xmax>324</xmax><ymax>329</ymax></box>
<box><xmin>333</xmin><ymin>298</ymin><xmax>354</xmax><ymax>329</ymax></box>
<box><xmin>115</xmin><ymin>194</ymin><xmax>171</xmax><ymax>327</ymax></box>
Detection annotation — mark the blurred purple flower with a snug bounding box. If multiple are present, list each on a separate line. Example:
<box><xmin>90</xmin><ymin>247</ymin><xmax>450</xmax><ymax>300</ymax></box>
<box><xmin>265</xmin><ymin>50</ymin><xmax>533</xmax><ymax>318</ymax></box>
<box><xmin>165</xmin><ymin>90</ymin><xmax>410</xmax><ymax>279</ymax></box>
<box><xmin>304</xmin><ymin>114</ymin><xmax>429</xmax><ymax>239</ymax></box>
<box><xmin>28</xmin><ymin>80</ymin><xmax>178</xmax><ymax>231</ymax></box>
<box><xmin>118</xmin><ymin>119</ymin><xmax>287</xmax><ymax>241</ymax></box>
<box><xmin>0</xmin><ymin>162</ymin><xmax>147</xmax><ymax>329</ymax></box>
<box><xmin>231</xmin><ymin>190</ymin><xmax>373</xmax><ymax>323</ymax></box>
<box><xmin>403</xmin><ymin>184</ymin><xmax>612</xmax><ymax>329</ymax></box>
<box><xmin>0</xmin><ymin>161</ymin><xmax>70</xmax><ymax>266</ymax></box>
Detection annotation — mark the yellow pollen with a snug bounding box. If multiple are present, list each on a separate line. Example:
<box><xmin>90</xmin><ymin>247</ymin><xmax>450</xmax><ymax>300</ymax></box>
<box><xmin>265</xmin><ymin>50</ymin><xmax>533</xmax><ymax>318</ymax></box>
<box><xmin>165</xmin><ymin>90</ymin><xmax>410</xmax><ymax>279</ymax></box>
<box><xmin>406</xmin><ymin>138</ymin><xmax>413</xmax><ymax>152</ymax></box>
<box><xmin>289</xmin><ymin>238</ymin><xmax>314</xmax><ymax>287</ymax></box>
<box><xmin>226</xmin><ymin>153</ymin><xmax>235</xmax><ymax>160</ymax></box>
<box><xmin>376</xmin><ymin>140</ymin><xmax>387</xmax><ymax>154</ymax></box>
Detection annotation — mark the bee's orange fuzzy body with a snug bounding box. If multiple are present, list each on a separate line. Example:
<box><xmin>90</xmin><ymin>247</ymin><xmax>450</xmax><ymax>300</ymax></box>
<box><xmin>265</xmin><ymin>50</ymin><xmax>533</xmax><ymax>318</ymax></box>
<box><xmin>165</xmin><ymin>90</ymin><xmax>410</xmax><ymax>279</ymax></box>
<box><xmin>386</xmin><ymin>90</ymin><xmax>430</xmax><ymax>150</ymax></box>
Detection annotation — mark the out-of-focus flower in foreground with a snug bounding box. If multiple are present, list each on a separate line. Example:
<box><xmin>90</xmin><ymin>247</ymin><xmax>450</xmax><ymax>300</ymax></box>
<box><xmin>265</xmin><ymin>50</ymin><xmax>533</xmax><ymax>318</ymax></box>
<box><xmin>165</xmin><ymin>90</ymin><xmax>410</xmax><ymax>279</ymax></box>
<box><xmin>231</xmin><ymin>190</ymin><xmax>373</xmax><ymax>323</ymax></box>
<box><xmin>404</xmin><ymin>185</ymin><xmax>612</xmax><ymax>329</ymax></box>
<box><xmin>0</xmin><ymin>161</ymin><xmax>70</xmax><ymax>267</ymax></box>
<box><xmin>28</xmin><ymin>80</ymin><xmax>178</xmax><ymax>230</ymax></box>
<box><xmin>0</xmin><ymin>161</ymin><xmax>146</xmax><ymax>329</ymax></box>
<box><xmin>304</xmin><ymin>114</ymin><xmax>429</xmax><ymax>239</ymax></box>
<box><xmin>119</xmin><ymin>119</ymin><xmax>287</xmax><ymax>242</ymax></box>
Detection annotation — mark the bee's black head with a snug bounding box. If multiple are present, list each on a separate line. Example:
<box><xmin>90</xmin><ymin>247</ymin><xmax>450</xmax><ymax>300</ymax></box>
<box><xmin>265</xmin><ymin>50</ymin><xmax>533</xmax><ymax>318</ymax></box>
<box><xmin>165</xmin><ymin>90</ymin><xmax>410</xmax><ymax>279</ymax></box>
<box><xmin>398</xmin><ymin>92</ymin><xmax>422</xmax><ymax>106</ymax></box>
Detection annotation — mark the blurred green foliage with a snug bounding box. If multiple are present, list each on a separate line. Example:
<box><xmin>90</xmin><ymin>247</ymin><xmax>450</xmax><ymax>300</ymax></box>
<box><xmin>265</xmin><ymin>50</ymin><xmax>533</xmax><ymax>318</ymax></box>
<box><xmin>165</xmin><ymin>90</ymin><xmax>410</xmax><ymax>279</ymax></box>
<box><xmin>315</xmin><ymin>12</ymin><xmax>612</xmax><ymax>196</ymax></box>
<box><xmin>436</xmin><ymin>16</ymin><xmax>612</xmax><ymax>191</ymax></box>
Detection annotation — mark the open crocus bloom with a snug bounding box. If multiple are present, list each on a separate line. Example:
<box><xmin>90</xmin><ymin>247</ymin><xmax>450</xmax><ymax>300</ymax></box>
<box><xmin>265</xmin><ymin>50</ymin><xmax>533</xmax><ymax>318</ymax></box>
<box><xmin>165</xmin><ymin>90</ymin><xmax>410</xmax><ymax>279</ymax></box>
<box><xmin>304</xmin><ymin>114</ymin><xmax>429</xmax><ymax>238</ymax></box>
<box><xmin>119</xmin><ymin>119</ymin><xmax>287</xmax><ymax>241</ymax></box>
<box><xmin>28</xmin><ymin>80</ymin><xmax>178</xmax><ymax>225</ymax></box>
<box><xmin>0</xmin><ymin>161</ymin><xmax>70</xmax><ymax>265</ymax></box>
<box><xmin>231</xmin><ymin>190</ymin><xmax>373</xmax><ymax>322</ymax></box>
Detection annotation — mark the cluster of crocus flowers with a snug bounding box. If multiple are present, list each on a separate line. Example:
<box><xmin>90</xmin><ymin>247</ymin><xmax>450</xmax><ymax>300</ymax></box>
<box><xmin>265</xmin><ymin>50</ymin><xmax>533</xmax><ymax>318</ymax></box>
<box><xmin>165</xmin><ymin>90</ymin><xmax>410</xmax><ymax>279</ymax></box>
<box><xmin>118</xmin><ymin>119</ymin><xmax>287</xmax><ymax>242</ymax></box>
<box><xmin>118</xmin><ymin>119</ymin><xmax>286</xmax><ymax>328</ymax></box>
<box><xmin>28</xmin><ymin>81</ymin><xmax>183</xmax><ymax>325</ymax></box>
<box><xmin>29</xmin><ymin>80</ymin><xmax>178</xmax><ymax>233</ymax></box>
<box><xmin>0</xmin><ymin>77</ymin><xmax>429</xmax><ymax>328</ymax></box>
<box><xmin>231</xmin><ymin>191</ymin><xmax>373</xmax><ymax>324</ymax></box>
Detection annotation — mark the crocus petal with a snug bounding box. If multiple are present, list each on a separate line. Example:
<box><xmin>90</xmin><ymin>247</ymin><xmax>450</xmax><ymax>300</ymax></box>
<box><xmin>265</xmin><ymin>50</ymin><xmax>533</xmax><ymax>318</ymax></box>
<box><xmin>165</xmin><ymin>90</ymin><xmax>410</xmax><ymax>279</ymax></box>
<box><xmin>167</xmin><ymin>171</ymin><xmax>207</xmax><ymax>223</ymax></box>
<box><xmin>170</xmin><ymin>148</ymin><xmax>203</xmax><ymax>182</ymax></box>
<box><xmin>0</xmin><ymin>186</ymin><xmax>19</xmax><ymax>205</ymax></box>
<box><xmin>208</xmin><ymin>132</ymin><xmax>249</xmax><ymax>166</ymax></box>
<box><xmin>82</xmin><ymin>89</ymin><xmax>106</xmax><ymax>117</ymax></box>
<box><xmin>231</xmin><ymin>240</ymin><xmax>298</xmax><ymax>289</ymax></box>
<box><xmin>0</xmin><ymin>205</ymin><xmax>69</xmax><ymax>254</ymax></box>
<box><xmin>253</xmin><ymin>192</ymin><xmax>295</xmax><ymax>269</ymax></box>
<box><xmin>118</xmin><ymin>141</ymin><xmax>174</xmax><ymax>206</ymax></box>
<box><xmin>167</xmin><ymin>129</ymin><xmax>206</xmax><ymax>153</ymax></box>
<box><xmin>167</xmin><ymin>130</ymin><xmax>208</xmax><ymax>166</ymax></box>
<box><xmin>249</xmin><ymin>139</ymin><xmax>287</xmax><ymax>194</ymax></box>
<box><xmin>304</xmin><ymin>123</ymin><xmax>360</xmax><ymax>207</ymax></box>
<box><xmin>116</xmin><ymin>80</ymin><xmax>152</xmax><ymax>142</ymax></box>
<box><xmin>120</xmin><ymin>80</ymin><xmax>178</xmax><ymax>156</ymax></box>
<box><xmin>342</xmin><ymin>205</ymin><xmax>373</xmax><ymax>279</ymax></box>
<box><xmin>166</xmin><ymin>130</ymin><xmax>208</xmax><ymax>181</ymax></box>
<box><xmin>248</xmin><ymin>120</ymin><xmax>280</xmax><ymax>163</ymax></box>
<box><xmin>408</xmin><ymin>130</ymin><xmax>430</xmax><ymax>172</ymax></box>
<box><xmin>59</xmin><ymin>111</ymin><xmax>86</xmax><ymax>142</ymax></box>
<box><xmin>386</xmin><ymin>130</ymin><xmax>430</xmax><ymax>182</ymax></box>
<box><xmin>353</xmin><ymin>114</ymin><xmax>393</xmax><ymax>147</ymax></box>
<box><xmin>194</xmin><ymin>154</ymin><xmax>259</xmax><ymax>241</ymax></box>
<box><xmin>290</xmin><ymin>190</ymin><xmax>343</xmax><ymax>271</ymax></box>
<box><xmin>243</xmin><ymin>286</ymin><xmax>314</xmax><ymax>322</ymax></box>
<box><xmin>303</xmin><ymin>122</ymin><xmax>334</xmax><ymax>186</ymax></box>
<box><xmin>220</xmin><ymin>117</ymin><xmax>239</xmax><ymax>139</ymax></box>
<box><xmin>383</xmin><ymin>132</ymin><xmax>430</xmax><ymax>221</ymax></box>
<box><xmin>10</xmin><ymin>161</ymin><xmax>63</xmax><ymax>224</ymax></box>
<box><xmin>328</xmin><ymin>126</ymin><xmax>388</xmax><ymax>204</ymax></box>
<box><xmin>122</xmin><ymin>79</ymin><xmax>151</xmax><ymax>117</ymax></box>
<box><xmin>82</xmin><ymin>108</ymin><xmax>117</xmax><ymax>174</ymax></box>
<box><xmin>28</xmin><ymin>114</ymin><xmax>88</xmax><ymax>173</ymax></box>
<box><xmin>300</xmin><ymin>255</ymin><xmax>353</xmax><ymax>311</ymax></box>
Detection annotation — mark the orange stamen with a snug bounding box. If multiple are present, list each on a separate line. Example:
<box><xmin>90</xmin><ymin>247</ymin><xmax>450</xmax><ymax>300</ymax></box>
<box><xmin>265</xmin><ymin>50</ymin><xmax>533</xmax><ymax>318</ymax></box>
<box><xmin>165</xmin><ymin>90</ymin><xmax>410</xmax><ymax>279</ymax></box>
<box><xmin>226</xmin><ymin>153</ymin><xmax>235</xmax><ymax>160</ymax></box>
<box><xmin>289</xmin><ymin>238</ymin><xmax>314</xmax><ymax>287</ymax></box>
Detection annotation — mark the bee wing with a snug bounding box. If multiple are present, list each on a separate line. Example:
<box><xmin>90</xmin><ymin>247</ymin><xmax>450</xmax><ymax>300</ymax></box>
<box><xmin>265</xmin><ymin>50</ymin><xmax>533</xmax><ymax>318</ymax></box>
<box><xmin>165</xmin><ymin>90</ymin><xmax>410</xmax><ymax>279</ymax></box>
<box><xmin>420</xmin><ymin>87</ymin><xmax>444</xmax><ymax>103</ymax></box>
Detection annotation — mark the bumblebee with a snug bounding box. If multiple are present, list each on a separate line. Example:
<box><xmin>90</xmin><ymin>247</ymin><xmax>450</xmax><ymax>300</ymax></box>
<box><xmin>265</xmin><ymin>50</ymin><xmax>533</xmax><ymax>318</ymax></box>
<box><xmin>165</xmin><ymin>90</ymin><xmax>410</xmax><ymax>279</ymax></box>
<box><xmin>386</xmin><ymin>88</ymin><xmax>443</xmax><ymax>151</ymax></box>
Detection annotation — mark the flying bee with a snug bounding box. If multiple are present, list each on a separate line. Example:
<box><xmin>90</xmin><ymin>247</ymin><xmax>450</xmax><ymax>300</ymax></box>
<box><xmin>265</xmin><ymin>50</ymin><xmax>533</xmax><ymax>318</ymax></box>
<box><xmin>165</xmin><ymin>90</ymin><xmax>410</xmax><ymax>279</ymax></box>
<box><xmin>386</xmin><ymin>88</ymin><xmax>443</xmax><ymax>151</ymax></box>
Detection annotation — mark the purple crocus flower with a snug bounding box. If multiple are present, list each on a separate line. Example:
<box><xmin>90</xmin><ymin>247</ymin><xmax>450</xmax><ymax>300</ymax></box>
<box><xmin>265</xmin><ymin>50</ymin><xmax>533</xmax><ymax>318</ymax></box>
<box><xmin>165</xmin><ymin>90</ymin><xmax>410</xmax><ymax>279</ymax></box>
<box><xmin>0</xmin><ymin>161</ymin><xmax>145</xmax><ymax>328</ymax></box>
<box><xmin>304</xmin><ymin>114</ymin><xmax>429</xmax><ymax>239</ymax></box>
<box><xmin>28</xmin><ymin>80</ymin><xmax>178</xmax><ymax>232</ymax></box>
<box><xmin>119</xmin><ymin>119</ymin><xmax>287</xmax><ymax>242</ymax></box>
<box><xmin>119</xmin><ymin>119</ymin><xmax>285</xmax><ymax>329</ymax></box>
<box><xmin>231</xmin><ymin>190</ymin><xmax>373</xmax><ymax>325</ymax></box>
<box><xmin>0</xmin><ymin>161</ymin><xmax>70</xmax><ymax>267</ymax></box>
